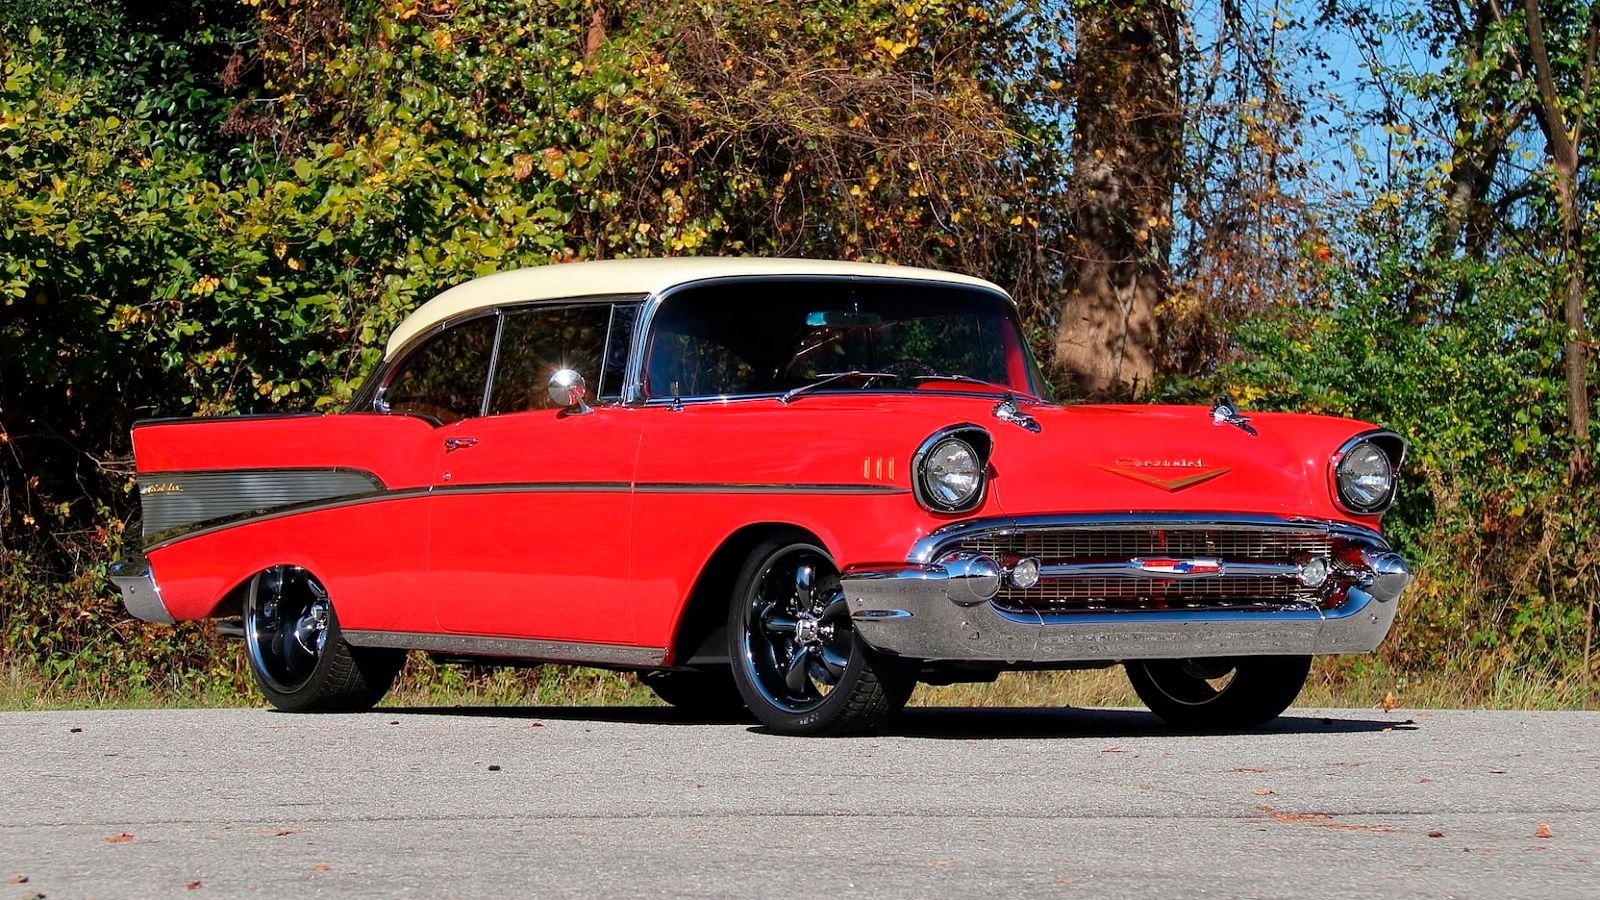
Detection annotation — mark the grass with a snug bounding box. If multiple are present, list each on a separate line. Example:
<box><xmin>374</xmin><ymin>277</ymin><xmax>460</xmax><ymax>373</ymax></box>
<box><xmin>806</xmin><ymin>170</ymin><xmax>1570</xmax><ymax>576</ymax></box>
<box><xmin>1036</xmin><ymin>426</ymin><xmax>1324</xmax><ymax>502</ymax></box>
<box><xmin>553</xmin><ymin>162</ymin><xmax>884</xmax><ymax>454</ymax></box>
<box><xmin>3</xmin><ymin>654</ymin><xmax>1595</xmax><ymax>712</ymax></box>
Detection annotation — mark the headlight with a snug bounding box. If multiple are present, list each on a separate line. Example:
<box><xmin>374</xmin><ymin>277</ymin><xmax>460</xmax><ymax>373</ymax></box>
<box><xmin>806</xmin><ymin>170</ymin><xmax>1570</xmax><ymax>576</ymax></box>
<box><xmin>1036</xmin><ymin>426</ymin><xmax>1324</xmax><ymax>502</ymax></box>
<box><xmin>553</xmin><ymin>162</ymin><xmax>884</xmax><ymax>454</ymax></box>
<box><xmin>1335</xmin><ymin>440</ymin><xmax>1397</xmax><ymax>513</ymax></box>
<box><xmin>913</xmin><ymin>426</ymin><xmax>990</xmax><ymax>513</ymax></box>
<box><xmin>923</xmin><ymin>439</ymin><xmax>981</xmax><ymax>508</ymax></box>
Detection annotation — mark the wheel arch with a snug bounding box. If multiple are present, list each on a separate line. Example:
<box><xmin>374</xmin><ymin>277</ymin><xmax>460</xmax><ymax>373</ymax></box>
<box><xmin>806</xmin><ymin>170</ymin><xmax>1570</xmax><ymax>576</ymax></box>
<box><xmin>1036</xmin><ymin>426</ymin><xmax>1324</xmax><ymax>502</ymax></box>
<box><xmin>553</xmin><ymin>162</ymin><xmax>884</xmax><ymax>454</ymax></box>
<box><xmin>203</xmin><ymin>559</ymin><xmax>336</xmax><ymax>620</ymax></box>
<box><xmin>665</xmin><ymin>522</ymin><xmax>830</xmax><ymax>667</ymax></box>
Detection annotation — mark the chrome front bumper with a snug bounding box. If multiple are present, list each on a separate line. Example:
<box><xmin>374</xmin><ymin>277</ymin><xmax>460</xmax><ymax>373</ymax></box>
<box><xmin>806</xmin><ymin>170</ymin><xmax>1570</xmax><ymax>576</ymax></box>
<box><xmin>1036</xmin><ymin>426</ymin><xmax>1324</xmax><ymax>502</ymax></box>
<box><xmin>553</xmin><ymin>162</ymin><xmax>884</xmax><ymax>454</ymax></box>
<box><xmin>840</xmin><ymin>517</ymin><xmax>1412</xmax><ymax>664</ymax></box>
<box><xmin>108</xmin><ymin>552</ymin><xmax>173</xmax><ymax>624</ymax></box>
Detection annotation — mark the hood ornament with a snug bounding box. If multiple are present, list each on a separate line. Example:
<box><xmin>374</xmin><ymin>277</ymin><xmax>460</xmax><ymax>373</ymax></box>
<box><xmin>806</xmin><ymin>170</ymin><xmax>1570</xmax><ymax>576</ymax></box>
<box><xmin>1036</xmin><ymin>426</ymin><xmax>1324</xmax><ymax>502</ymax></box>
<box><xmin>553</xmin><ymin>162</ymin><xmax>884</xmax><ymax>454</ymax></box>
<box><xmin>993</xmin><ymin>393</ymin><xmax>1041</xmax><ymax>433</ymax></box>
<box><xmin>1211</xmin><ymin>395</ymin><xmax>1258</xmax><ymax>437</ymax></box>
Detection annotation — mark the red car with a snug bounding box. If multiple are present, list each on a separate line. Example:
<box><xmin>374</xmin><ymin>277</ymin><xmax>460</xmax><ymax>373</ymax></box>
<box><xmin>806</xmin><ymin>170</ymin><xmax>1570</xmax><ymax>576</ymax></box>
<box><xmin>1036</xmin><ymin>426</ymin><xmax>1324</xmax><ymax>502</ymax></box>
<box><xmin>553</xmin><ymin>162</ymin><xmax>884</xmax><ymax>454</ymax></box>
<box><xmin>112</xmin><ymin>258</ymin><xmax>1411</xmax><ymax>735</ymax></box>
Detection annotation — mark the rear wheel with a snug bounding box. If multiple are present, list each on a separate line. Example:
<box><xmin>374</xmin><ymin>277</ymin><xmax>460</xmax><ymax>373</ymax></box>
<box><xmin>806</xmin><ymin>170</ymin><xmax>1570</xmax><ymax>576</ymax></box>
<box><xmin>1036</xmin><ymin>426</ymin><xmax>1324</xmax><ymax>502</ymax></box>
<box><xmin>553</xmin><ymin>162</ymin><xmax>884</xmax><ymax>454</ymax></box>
<box><xmin>243</xmin><ymin>567</ymin><xmax>404</xmax><ymax>712</ymax></box>
<box><xmin>728</xmin><ymin>536</ymin><xmax>913</xmax><ymax>736</ymax></box>
<box><xmin>1126</xmin><ymin>655</ymin><xmax>1312</xmax><ymax>731</ymax></box>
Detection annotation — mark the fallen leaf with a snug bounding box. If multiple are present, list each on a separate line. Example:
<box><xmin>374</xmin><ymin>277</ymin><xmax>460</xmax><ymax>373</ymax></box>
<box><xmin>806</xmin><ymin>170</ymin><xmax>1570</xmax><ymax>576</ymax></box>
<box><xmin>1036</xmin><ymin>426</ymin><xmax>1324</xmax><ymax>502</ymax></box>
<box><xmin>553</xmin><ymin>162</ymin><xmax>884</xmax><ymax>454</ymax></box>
<box><xmin>310</xmin><ymin>864</ymin><xmax>331</xmax><ymax>873</ymax></box>
<box><xmin>275</xmin><ymin>830</ymin><xmax>294</xmax><ymax>837</ymax></box>
<box><xmin>487</xmin><ymin>764</ymin><xmax>502</xmax><ymax>772</ymax></box>
<box><xmin>388</xmin><ymin>721</ymin><xmax>399</xmax><ymax>726</ymax></box>
<box><xmin>1381</xmin><ymin>691</ymin><xmax>1398</xmax><ymax>711</ymax></box>
<box><xmin>1534</xmin><ymin>823</ymin><xmax>1553</xmax><ymax>839</ymax></box>
<box><xmin>185</xmin><ymin>881</ymin><xmax>202</xmax><ymax>890</ymax></box>
<box><xmin>106</xmin><ymin>833</ymin><xmax>134</xmax><ymax>843</ymax></box>
<box><xmin>1058</xmin><ymin>877</ymin><xmax>1075</xmax><ymax>884</ymax></box>
<box><xmin>531</xmin><ymin>722</ymin><xmax>544</xmax><ymax>728</ymax></box>
<box><xmin>1251</xmin><ymin>789</ymin><xmax>1275</xmax><ymax>796</ymax></box>
<box><xmin>932</xmin><ymin>859</ymin><xmax>952</xmax><ymax>868</ymax></box>
<box><xmin>1101</xmin><ymin>746</ymin><xmax>1124</xmax><ymax>753</ymax></box>
<box><xmin>1230</xmin><ymin>767</ymin><xmax>1268</xmax><ymax>773</ymax></box>
<box><xmin>69</xmin><ymin>727</ymin><xmax>82</xmax><ymax>733</ymax></box>
<box><xmin>1489</xmin><ymin>770</ymin><xmax>1507</xmax><ymax>775</ymax></box>
<box><xmin>7</xmin><ymin>875</ymin><xmax>28</xmax><ymax>884</ymax></box>
<box><xmin>1419</xmin><ymin>777</ymin><xmax>1431</xmax><ymax>783</ymax></box>
<box><xmin>1428</xmin><ymin>831</ymin><xmax>1445</xmax><ymax>838</ymax></box>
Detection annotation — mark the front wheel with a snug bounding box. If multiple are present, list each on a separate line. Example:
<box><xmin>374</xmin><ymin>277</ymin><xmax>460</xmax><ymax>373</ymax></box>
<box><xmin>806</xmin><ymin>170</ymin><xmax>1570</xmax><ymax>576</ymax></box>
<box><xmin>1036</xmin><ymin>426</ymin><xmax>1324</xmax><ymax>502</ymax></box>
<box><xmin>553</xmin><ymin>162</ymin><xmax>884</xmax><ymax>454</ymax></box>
<box><xmin>728</xmin><ymin>537</ymin><xmax>913</xmax><ymax>736</ymax></box>
<box><xmin>641</xmin><ymin>669</ymin><xmax>750</xmax><ymax>719</ymax></box>
<box><xmin>1126</xmin><ymin>655</ymin><xmax>1312</xmax><ymax>731</ymax></box>
<box><xmin>243</xmin><ymin>567</ymin><xmax>404</xmax><ymax>712</ymax></box>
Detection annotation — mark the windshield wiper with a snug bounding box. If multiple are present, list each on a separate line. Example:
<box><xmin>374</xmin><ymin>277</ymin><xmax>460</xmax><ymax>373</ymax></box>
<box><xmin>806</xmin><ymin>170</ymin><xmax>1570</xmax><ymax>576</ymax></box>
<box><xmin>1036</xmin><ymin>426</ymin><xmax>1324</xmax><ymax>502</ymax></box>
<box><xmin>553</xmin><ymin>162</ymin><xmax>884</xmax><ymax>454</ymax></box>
<box><xmin>778</xmin><ymin>371</ymin><xmax>899</xmax><ymax>404</ymax></box>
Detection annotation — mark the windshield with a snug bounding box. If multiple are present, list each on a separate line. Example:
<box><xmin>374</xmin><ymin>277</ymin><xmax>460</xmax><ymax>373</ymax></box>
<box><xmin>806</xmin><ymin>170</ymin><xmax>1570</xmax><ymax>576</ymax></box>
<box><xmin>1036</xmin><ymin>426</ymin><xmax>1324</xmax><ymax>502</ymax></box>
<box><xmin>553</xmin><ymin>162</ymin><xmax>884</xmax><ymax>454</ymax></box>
<box><xmin>644</xmin><ymin>279</ymin><xmax>1046</xmax><ymax>401</ymax></box>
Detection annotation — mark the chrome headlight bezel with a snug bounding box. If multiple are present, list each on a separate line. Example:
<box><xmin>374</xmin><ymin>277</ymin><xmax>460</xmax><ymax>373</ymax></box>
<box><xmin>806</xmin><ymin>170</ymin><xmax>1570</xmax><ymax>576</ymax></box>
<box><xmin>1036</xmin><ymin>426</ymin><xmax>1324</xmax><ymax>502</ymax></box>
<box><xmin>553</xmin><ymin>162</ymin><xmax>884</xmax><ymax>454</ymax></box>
<box><xmin>1330</xmin><ymin>431</ymin><xmax>1406</xmax><ymax>515</ymax></box>
<box><xmin>912</xmin><ymin>425</ymin><xmax>992</xmax><ymax>514</ymax></box>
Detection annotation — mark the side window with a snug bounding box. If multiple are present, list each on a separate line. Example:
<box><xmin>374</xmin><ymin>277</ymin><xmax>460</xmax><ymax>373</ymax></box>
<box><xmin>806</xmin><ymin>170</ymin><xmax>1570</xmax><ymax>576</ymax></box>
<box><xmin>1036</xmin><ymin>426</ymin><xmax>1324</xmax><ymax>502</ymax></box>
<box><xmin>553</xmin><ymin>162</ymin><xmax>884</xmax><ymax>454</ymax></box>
<box><xmin>648</xmin><ymin>333</ymin><xmax>755</xmax><ymax>397</ymax></box>
<box><xmin>600</xmin><ymin>303</ymin><xmax>640</xmax><ymax>400</ymax></box>
<box><xmin>381</xmin><ymin>316</ymin><xmax>497</xmax><ymax>424</ymax></box>
<box><xmin>488</xmin><ymin>305</ymin><xmax>613</xmax><ymax>415</ymax></box>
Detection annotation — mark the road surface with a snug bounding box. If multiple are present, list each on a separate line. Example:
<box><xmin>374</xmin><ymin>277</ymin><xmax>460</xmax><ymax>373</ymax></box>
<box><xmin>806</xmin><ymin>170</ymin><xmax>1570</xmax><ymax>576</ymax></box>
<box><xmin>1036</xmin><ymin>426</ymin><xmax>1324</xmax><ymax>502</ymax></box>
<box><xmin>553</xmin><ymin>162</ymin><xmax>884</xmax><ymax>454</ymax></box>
<box><xmin>1</xmin><ymin>707</ymin><xmax>1595</xmax><ymax>897</ymax></box>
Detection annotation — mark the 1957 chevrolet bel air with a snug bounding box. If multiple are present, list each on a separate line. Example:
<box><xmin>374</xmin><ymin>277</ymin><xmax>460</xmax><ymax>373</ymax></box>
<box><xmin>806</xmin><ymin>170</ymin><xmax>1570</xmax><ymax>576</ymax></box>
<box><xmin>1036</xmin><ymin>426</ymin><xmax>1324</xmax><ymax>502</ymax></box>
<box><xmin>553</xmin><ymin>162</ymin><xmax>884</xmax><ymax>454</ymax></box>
<box><xmin>112</xmin><ymin>257</ymin><xmax>1411</xmax><ymax>735</ymax></box>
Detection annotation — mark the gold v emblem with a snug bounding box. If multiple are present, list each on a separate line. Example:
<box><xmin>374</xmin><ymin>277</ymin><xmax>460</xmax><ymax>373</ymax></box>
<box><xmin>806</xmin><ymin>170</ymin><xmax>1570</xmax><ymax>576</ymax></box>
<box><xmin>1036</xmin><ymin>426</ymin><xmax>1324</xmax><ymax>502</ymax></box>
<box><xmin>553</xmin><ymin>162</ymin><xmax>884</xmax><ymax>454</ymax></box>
<box><xmin>1095</xmin><ymin>465</ymin><xmax>1232</xmax><ymax>492</ymax></box>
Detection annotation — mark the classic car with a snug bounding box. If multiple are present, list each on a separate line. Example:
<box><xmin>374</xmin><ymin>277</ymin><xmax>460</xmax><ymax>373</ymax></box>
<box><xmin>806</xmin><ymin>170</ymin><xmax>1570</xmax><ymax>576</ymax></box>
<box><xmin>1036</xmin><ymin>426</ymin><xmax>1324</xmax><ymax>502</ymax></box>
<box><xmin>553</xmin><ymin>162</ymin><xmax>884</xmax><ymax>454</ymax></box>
<box><xmin>111</xmin><ymin>257</ymin><xmax>1411</xmax><ymax>735</ymax></box>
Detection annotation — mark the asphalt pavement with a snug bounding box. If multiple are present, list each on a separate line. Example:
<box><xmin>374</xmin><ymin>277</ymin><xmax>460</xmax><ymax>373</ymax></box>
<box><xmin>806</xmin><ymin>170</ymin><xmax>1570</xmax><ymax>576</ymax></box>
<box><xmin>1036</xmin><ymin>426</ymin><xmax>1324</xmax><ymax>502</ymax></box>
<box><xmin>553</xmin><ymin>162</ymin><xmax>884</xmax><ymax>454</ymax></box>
<box><xmin>1</xmin><ymin>706</ymin><xmax>1596</xmax><ymax>898</ymax></box>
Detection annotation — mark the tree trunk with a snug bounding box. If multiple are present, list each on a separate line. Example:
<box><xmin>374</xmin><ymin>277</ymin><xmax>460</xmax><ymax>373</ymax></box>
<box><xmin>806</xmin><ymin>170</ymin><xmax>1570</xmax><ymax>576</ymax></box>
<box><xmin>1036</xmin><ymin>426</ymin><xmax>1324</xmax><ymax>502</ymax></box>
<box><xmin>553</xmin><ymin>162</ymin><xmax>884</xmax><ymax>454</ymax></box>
<box><xmin>1054</xmin><ymin>1</ymin><xmax>1183</xmax><ymax>399</ymax></box>
<box><xmin>1520</xmin><ymin>0</ymin><xmax>1593</xmax><ymax>472</ymax></box>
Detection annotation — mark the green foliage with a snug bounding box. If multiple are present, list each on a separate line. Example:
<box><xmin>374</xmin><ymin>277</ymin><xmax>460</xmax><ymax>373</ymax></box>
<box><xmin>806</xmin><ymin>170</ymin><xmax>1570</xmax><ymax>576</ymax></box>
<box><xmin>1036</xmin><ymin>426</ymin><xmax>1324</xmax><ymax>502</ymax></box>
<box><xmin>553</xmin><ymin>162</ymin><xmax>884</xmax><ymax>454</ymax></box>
<box><xmin>0</xmin><ymin>0</ymin><xmax>1067</xmax><ymax>697</ymax></box>
<box><xmin>1230</xmin><ymin>250</ymin><xmax>1598</xmax><ymax>683</ymax></box>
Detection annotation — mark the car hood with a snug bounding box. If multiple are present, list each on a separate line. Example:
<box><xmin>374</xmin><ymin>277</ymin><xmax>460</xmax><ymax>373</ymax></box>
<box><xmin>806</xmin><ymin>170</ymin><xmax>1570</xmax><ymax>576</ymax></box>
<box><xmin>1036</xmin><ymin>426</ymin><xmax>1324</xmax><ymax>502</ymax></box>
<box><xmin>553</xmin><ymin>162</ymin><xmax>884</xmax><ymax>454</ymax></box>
<box><xmin>769</xmin><ymin>394</ymin><xmax>1385</xmax><ymax>526</ymax></box>
<box><xmin>983</xmin><ymin>403</ymin><xmax>1379</xmax><ymax>523</ymax></box>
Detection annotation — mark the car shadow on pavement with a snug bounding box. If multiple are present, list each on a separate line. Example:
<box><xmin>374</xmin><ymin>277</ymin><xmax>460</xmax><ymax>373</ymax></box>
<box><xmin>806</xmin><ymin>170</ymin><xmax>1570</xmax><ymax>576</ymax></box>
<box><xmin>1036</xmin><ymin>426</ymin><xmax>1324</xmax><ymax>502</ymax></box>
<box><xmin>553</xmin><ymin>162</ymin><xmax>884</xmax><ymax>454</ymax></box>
<box><xmin>884</xmin><ymin>707</ymin><xmax>1416</xmax><ymax>740</ymax></box>
<box><xmin>376</xmin><ymin>704</ymin><xmax>1414</xmax><ymax>738</ymax></box>
<box><xmin>379</xmin><ymin>705</ymin><xmax>759</xmax><ymax>726</ymax></box>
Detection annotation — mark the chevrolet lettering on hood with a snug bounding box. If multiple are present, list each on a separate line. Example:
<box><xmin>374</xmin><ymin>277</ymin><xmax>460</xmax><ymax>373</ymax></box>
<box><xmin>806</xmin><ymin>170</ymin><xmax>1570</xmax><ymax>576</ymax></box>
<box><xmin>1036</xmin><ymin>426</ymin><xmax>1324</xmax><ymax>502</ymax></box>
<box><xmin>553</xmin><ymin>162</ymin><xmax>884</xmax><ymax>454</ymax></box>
<box><xmin>1096</xmin><ymin>457</ymin><xmax>1233</xmax><ymax>492</ymax></box>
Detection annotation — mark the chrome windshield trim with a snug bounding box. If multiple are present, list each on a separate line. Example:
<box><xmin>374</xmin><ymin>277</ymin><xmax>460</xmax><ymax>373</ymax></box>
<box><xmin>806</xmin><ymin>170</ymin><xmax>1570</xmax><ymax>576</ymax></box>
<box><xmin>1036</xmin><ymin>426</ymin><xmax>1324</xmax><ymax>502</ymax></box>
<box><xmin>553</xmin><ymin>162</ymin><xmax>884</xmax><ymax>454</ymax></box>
<box><xmin>908</xmin><ymin>513</ymin><xmax>1390</xmax><ymax>565</ymax></box>
<box><xmin>625</xmin><ymin>274</ymin><xmax>1034</xmax><ymax>405</ymax></box>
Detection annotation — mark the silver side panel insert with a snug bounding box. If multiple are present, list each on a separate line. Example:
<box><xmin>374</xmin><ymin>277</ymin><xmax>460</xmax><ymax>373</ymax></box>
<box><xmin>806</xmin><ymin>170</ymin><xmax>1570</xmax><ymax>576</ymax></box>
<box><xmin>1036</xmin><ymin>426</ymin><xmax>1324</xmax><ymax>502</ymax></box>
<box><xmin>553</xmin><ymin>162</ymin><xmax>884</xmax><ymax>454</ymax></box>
<box><xmin>342</xmin><ymin>630</ymin><xmax>668</xmax><ymax>668</ymax></box>
<box><xmin>139</xmin><ymin>468</ymin><xmax>384</xmax><ymax>540</ymax></box>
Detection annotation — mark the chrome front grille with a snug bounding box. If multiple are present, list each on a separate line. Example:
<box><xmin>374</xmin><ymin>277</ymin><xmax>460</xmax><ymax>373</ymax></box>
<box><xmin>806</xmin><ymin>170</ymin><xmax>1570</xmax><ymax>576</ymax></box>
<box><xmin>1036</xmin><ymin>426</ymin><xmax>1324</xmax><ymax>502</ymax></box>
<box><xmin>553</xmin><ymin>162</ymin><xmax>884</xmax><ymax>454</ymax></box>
<box><xmin>953</xmin><ymin>526</ymin><xmax>1334</xmax><ymax>612</ymax></box>
<box><xmin>956</xmin><ymin>529</ymin><xmax>1334</xmax><ymax>565</ymax></box>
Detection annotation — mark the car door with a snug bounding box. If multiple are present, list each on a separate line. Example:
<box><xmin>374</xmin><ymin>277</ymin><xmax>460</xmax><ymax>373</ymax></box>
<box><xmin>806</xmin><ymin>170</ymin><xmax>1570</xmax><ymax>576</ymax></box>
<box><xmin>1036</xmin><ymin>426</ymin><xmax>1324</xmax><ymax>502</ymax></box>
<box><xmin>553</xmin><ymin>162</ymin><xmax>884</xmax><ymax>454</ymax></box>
<box><xmin>426</xmin><ymin>301</ymin><xmax>643</xmax><ymax>643</ymax></box>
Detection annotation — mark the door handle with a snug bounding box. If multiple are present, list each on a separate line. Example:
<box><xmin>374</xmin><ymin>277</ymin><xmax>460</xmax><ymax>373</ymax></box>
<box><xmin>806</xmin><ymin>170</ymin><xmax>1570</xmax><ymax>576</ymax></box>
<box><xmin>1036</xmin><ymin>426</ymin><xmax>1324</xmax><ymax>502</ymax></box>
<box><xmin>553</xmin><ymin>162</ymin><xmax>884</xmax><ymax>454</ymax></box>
<box><xmin>444</xmin><ymin>437</ymin><xmax>479</xmax><ymax>452</ymax></box>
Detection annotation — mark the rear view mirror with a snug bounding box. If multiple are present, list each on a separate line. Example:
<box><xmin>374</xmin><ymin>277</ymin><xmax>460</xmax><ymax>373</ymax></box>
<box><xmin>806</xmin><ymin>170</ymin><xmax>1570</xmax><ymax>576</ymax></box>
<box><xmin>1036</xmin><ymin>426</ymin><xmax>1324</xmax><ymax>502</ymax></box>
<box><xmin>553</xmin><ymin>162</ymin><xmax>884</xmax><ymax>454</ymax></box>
<box><xmin>806</xmin><ymin>310</ymin><xmax>882</xmax><ymax>327</ymax></box>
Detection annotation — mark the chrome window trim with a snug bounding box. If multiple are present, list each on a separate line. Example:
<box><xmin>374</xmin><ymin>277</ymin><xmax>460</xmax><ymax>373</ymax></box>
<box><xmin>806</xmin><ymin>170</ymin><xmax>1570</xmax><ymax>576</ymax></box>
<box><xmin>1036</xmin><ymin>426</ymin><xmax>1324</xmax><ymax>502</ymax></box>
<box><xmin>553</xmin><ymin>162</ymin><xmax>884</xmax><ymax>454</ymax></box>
<box><xmin>623</xmin><ymin>275</ymin><xmax>1036</xmax><ymax>405</ymax></box>
<box><xmin>908</xmin><ymin>513</ymin><xmax>1391</xmax><ymax>565</ymax></box>
<box><xmin>355</xmin><ymin>293</ymin><xmax>650</xmax><ymax>416</ymax></box>
<box><xmin>1328</xmin><ymin>429</ymin><xmax>1407</xmax><ymax>515</ymax></box>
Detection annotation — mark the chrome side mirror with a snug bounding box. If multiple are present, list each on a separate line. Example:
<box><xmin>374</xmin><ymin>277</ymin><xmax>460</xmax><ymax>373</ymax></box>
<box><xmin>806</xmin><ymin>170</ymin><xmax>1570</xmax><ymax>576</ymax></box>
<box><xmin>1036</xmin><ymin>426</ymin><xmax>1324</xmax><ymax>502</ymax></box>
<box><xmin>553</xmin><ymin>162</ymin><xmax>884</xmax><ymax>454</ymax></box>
<box><xmin>548</xmin><ymin>369</ymin><xmax>593</xmax><ymax>415</ymax></box>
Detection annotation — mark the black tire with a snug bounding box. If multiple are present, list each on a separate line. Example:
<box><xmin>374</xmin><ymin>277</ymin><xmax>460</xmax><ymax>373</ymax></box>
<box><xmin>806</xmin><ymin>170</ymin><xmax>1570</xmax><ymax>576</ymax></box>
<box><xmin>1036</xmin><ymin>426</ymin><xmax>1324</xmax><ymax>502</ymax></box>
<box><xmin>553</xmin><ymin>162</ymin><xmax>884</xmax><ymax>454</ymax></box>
<box><xmin>1126</xmin><ymin>655</ymin><xmax>1312</xmax><ymax>731</ymax></box>
<box><xmin>727</xmin><ymin>535</ymin><xmax>914</xmax><ymax>736</ymax></box>
<box><xmin>243</xmin><ymin>567</ymin><xmax>404</xmax><ymax>712</ymax></box>
<box><xmin>641</xmin><ymin>669</ymin><xmax>751</xmax><ymax>718</ymax></box>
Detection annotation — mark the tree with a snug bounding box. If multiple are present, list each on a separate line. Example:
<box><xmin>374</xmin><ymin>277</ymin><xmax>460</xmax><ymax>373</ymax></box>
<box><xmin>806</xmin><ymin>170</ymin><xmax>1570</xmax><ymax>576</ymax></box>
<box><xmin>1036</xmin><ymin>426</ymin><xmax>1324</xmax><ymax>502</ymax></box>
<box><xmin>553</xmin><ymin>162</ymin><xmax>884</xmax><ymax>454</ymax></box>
<box><xmin>1054</xmin><ymin>0</ymin><xmax>1184</xmax><ymax>398</ymax></box>
<box><xmin>1519</xmin><ymin>0</ymin><xmax>1598</xmax><ymax>472</ymax></box>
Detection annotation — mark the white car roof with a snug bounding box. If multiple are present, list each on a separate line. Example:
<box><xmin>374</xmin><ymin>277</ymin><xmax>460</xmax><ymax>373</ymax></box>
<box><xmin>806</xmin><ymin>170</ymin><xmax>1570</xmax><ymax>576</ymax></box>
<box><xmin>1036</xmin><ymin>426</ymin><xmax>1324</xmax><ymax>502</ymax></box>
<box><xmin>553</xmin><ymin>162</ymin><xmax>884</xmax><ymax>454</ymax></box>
<box><xmin>384</xmin><ymin>257</ymin><xmax>1007</xmax><ymax>358</ymax></box>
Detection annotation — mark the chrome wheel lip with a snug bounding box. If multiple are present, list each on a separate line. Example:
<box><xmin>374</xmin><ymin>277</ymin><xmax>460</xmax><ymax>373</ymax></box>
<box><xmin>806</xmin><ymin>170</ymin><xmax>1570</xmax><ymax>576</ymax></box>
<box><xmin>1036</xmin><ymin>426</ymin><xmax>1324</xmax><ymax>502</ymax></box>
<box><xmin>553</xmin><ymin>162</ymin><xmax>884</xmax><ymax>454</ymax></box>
<box><xmin>244</xmin><ymin>568</ymin><xmax>330</xmax><ymax>695</ymax></box>
<box><xmin>740</xmin><ymin>544</ymin><xmax>855</xmax><ymax>714</ymax></box>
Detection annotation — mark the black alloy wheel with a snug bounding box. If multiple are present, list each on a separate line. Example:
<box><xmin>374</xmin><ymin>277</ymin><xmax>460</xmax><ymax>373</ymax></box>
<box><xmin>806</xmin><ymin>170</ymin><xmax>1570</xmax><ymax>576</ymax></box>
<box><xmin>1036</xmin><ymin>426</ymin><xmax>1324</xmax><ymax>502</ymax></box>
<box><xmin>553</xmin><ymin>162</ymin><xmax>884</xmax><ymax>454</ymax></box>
<box><xmin>1126</xmin><ymin>655</ymin><xmax>1313</xmax><ymax>731</ymax></box>
<box><xmin>243</xmin><ymin>566</ymin><xmax>403</xmax><ymax>712</ymax></box>
<box><xmin>728</xmin><ymin>536</ymin><xmax>913</xmax><ymax>736</ymax></box>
